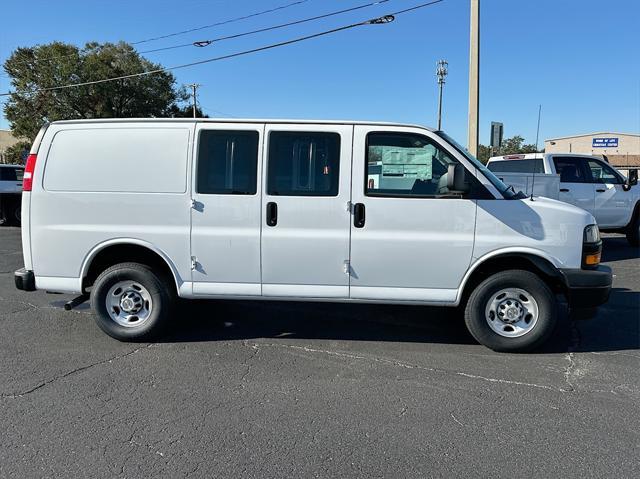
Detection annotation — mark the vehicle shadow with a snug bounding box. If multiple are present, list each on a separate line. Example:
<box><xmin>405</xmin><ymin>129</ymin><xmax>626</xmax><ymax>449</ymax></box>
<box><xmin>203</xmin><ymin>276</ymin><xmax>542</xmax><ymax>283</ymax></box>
<box><xmin>574</xmin><ymin>288</ymin><xmax>640</xmax><ymax>354</ymax></box>
<box><xmin>602</xmin><ymin>235</ymin><xmax>639</xmax><ymax>262</ymax></box>
<box><xmin>157</xmin><ymin>298</ymin><xmax>583</xmax><ymax>354</ymax></box>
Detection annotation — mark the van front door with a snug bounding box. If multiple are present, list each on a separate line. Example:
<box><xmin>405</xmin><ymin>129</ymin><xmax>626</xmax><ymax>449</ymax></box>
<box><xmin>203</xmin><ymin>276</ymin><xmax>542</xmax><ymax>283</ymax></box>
<box><xmin>349</xmin><ymin>126</ymin><xmax>477</xmax><ymax>303</ymax></box>
<box><xmin>586</xmin><ymin>158</ymin><xmax>632</xmax><ymax>228</ymax></box>
<box><xmin>261</xmin><ymin>124</ymin><xmax>353</xmax><ymax>298</ymax></box>
<box><xmin>191</xmin><ymin>123</ymin><xmax>264</xmax><ymax>296</ymax></box>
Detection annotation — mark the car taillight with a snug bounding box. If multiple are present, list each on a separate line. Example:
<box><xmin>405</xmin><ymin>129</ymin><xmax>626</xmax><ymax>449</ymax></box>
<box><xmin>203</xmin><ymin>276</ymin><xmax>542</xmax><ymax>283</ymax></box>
<box><xmin>23</xmin><ymin>153</ymin><xmax>37</xmax><ymax>191</ymax></box>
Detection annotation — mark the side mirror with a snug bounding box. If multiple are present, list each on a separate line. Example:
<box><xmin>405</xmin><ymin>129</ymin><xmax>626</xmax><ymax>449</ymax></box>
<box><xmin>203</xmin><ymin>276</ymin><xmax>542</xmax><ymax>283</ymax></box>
<box><xmin>627</xmin><ymin>169</ymin><xmax>638</xmax><ymax>187</ymax></box>
<box><xmin>447</xmin><ymin>164</ymin><xmax>470</xmax><ymax>194</ymax></box>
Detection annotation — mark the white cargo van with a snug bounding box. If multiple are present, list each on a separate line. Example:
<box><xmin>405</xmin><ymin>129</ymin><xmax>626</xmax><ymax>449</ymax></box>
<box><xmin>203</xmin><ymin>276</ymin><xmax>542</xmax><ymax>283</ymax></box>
<box><xmin>487</xmin><ymin>153</ymin><xmax>640</xmax><ymax>246</ymax></box>
<box><xmin>15</xmin><ymin>119</ymin><xmax>612</xmax><ymax>352</ymax></box>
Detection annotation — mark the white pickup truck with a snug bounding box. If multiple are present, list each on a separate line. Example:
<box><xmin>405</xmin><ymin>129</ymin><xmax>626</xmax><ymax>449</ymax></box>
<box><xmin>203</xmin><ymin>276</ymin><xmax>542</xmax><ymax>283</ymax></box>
<box><xmin>487</xmin><ymin>153</ymin><xmax>640</xmax><ymax>246</ymax></box>
<box><xmin>0</xmin><ymin>164</ymin><xmax>24</xmax><ymax>225</ymax></box>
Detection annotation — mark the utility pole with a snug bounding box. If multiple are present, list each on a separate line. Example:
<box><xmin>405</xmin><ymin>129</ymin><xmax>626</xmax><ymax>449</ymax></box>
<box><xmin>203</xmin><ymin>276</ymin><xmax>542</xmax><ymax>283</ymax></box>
<box><xmin>467</xmin><ymin>0</ymin><xmax>479</xmax><ymax>156</ymax></box>
<box><xmin>436</xmin><ymin>60</ymin><xmax>448</xmax><ymax>130</ymax></box>
<box><xmin>187</xmin><ymin>83</ymin><xmax>201</xmax><ymax>118</ymax></box>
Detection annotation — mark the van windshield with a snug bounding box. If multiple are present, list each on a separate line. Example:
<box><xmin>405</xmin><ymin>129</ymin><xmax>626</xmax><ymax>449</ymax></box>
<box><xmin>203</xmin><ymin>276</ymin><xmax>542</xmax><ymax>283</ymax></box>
<box><xmin>435</xmin><ymin>131</ymin><xmax>522</xmax><ymax>199</ymax></box>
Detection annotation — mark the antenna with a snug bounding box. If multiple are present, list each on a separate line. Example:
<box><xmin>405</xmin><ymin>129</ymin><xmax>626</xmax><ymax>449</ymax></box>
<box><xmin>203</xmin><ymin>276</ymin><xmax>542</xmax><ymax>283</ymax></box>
<box><xmin>530</xmin><ymin>104</ymin><xmax>542</xmax><ymax>201</ymax></box>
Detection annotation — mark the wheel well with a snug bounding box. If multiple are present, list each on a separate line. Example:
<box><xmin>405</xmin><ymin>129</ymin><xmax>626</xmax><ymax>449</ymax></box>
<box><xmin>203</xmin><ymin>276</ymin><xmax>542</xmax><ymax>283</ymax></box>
<box><xmin>83</xmin><ymin>243</ymin><xmax>177</xmax><ymax>292</ymax></box>
<box><xmin>461</xmin><ymin>254</ymin><xmax>566</xmax><ymax>304</ymax></box>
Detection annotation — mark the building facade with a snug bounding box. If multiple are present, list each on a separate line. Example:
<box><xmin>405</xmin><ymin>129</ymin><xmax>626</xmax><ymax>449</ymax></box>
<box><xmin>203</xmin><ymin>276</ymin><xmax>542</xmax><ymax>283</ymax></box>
<box><xmin>544</xmin><ymin>132</ymin><xmax>640</xmax><ymax>176</ymax></box>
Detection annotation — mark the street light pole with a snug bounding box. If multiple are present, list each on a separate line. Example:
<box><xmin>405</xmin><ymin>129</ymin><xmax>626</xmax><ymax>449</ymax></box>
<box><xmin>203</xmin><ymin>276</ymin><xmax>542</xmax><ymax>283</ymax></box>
<box><xmin>467</xmin><ymin>0</ymin><xmax>480</xmax><ymax>156</ymax></box>
<box><xmin>436</xmin><ymin>60</ymin><xmax>448</xmax><ymax>130</ymax></box>
<box><xmin>187</xmin><ymin>83</ymin><xmax>201</xmax><ymax>118</ymax></box>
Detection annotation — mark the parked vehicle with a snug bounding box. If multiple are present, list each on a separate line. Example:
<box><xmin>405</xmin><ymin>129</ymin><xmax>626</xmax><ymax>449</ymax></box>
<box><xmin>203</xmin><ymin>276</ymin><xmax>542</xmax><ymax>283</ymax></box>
<box><xmin>487</xmin><ymin>153</ymin><xmax>640</xmax><ymax>246</ymax></box>
<box><xmin>0</xmin><ymin>164</ymin><xmax>24</xmax><ymax>225</ymax></box>
<box><xmin>15</xmin><ymin>119</ymin><xmax>612</xmax><ymax>352</ymax></box>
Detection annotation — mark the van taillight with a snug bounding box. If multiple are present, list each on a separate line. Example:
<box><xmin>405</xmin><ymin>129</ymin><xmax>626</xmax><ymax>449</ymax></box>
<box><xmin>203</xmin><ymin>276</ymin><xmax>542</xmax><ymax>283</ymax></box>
<box><xmin>23</xmin><ymin>154</ymin><xmax>37</xmax><ymax>191</ymax></box>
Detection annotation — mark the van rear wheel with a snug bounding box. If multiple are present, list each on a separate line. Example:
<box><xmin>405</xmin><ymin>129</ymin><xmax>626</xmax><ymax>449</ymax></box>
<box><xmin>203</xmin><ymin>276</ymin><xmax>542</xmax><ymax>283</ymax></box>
<box><xmin>91</xmin><ymin>262</ymin><xmax>174</xmax><ymax>341</ymax></box>
<box><xmin>464</xmin><ymin>270</ymin><xmax>557</xmax><ymax>352</ymax></box>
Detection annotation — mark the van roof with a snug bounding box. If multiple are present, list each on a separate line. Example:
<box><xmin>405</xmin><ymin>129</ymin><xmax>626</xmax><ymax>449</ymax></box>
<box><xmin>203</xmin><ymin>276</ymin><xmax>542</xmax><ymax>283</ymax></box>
<box><xmin>49</xmin><ymin>118</ymin><xmax>434</xmax><ymax>130</ymax></box>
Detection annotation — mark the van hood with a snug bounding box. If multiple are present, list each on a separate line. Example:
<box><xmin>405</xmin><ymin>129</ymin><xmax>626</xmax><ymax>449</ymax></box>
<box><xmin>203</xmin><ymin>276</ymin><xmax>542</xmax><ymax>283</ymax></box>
<box><xmin>521</xmin><ymin>196</ymin><xmax>595</xmax><ymax>226</ymax></box>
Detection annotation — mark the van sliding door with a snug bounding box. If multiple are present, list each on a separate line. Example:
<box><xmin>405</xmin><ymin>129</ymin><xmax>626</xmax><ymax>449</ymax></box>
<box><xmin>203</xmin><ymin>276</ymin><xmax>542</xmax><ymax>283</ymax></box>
<box><xmin>261</xmin><ymin>124</ymin><xmax>353</xmax><ymax>298</ymax></box>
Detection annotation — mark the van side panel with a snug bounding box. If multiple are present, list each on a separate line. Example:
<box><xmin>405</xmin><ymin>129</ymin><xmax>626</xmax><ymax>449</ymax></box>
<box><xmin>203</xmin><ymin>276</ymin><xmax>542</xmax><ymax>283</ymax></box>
<box><xmin>30</xmin><ymin>123</ymin><xmax>193</xmax><ymax>292</ymax></box>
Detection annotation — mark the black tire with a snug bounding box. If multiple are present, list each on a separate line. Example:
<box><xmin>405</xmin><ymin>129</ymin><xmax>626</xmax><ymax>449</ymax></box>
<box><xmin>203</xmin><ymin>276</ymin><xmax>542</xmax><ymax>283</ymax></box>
<box><xmin>90</xmin><ymin>262</ymin><xmax>175</xmax><ymax>341</ymax></box>
<box><xmin>464</xmin><ymin>270</ymin><xmax>558</xmax><ymax>353</ymax></box>
<box><xmin>10</xmin><ymin>201</ymin><xmax>21</xmax><ymax>226</ymax></box>
<box><xmin>626</xmin><ymin>210</ymin><xmax>639</xmax><ymax>248</ymax></box>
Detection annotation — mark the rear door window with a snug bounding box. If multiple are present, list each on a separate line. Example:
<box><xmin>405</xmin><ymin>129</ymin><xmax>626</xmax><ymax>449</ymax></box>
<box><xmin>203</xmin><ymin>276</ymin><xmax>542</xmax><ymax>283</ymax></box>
<box><xmin>487</xmin><ymin>159</ymin><xmax>544</xmax><ymax>174</ymax></box>
<box><xmin>552</xmin><ymin>157</ymin><xmax>590</xmax><ymax>183</ymax></box>
<box><xmin>0</xmin><ymin>167</ymin><xmax>22</xmax><ymax>181</ymax></box>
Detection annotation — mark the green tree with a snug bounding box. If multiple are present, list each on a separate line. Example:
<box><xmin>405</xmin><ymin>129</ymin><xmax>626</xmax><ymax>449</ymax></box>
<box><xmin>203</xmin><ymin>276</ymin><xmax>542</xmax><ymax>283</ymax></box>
<box><xmin>498</xmin><ymin>135</ymin><xmax>539</xmax><ymax>155</ymax></box>
<box><xmin>3</xmin><ymin>41</ymin><xmax>190</xmax><ymax>142</ymax></box>
<box><xmin>476</xmin><ymin>135</ymin><xmax>540</xmax><ymax>164</ymax></box>
<box><xmin>2</xmin><ymin>141</ymin><xmax>31</xmax><ymax>165</ymax></box>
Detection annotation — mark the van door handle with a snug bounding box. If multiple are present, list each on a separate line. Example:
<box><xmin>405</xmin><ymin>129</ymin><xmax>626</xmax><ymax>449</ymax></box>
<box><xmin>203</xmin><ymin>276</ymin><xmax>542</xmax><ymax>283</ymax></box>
<box><xmin>266</xmin><ymin>202</ymin><xmax>278</xmax><ymax>227</ymax></box>
<box><xmin>354</xmin><ymin>203</ymin><xmax>365</xmax><ymax>228</ymax></box>
<box><xmin>560</xmin><ymin>188</ymin><xmax>570</xmax><ymax>192</ymax></box>
<box><xmin>596</xmin><ymin>188</ymin><xmax>606</xmax><ymax>192</ymax></box>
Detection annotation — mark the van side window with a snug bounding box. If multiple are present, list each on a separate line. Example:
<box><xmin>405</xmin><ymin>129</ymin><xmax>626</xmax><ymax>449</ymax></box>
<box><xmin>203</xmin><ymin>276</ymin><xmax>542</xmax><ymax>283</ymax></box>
<box><xmin>267</xmin><ymin>132</ymin><xmax>340</xmax><ymax>196</ymax></box>
<box><xmin>197</xmin><ymin>130</ymin><xmax>259</xmax><ymax>195</ymax></box>
<box><xmin>366</xmin><ymin>132</ymin><xmax>462</xmax><ymax>197</ymax></box>
<box><xmin>552</xmin><ymin>157</ymin><xmax>589</xmax><ymax>183</ymax></box>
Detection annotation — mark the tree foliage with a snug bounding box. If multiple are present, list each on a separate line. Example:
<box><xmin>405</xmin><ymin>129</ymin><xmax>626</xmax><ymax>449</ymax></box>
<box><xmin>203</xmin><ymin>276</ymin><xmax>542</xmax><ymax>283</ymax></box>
<box><xmin>2</xmin><ymin>141</ymin><xmax>31</xmax><ymax>165</ymax></box>
<box><xmin>3</xmin><ymin>41</ymin><xmax>190</xmax><ymax>142</ymax></box>
<box><xmin>477</xmin><ymin>135</ymin><xmax>539</xmax><ymax>164</ymax></box>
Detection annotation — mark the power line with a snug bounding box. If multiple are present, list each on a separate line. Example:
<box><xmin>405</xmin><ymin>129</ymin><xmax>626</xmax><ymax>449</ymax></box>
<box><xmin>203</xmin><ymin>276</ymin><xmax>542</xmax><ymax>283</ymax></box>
<box><xmin>139</xmin><ymin>0</ymin><xmax>395</xmax><ymax>54</ymax></box>
<box><xmin>0</xmin><ymin>1</ymin><xmax>443</xmax><ymax>98</ymax></box>
<box><xmin>132</xmin><ymin>0</ymin><xmax>312</xmax><ymax>45</ymax></box>
<box><xmin>1</xmin><ymin>0</ymin><xmax>314</xmax><ymax>70</ymax></box>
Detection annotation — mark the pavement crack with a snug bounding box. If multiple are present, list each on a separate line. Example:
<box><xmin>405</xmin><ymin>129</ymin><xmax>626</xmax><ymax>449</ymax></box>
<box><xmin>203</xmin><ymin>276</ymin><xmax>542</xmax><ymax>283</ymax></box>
<box><xmin>1</xmin><ymin>344</ymin><xmax>155</xmax><ymax>399</ymax></box>
<box><xmin>239</xmin><ymin>340</ymin><xmax>260</xmax><ymax>386</ymax></box>
<box><xmin>563</xmin><ymin>315</ymin><xmax>582</xmax><ymax>392</ymax></box>
<box><xmin>450</xmin><ymin>412</ymin><xmax>464</xmax><ymax>427</ymax></box>
<box><xmin>254</xmin><ymin>342</ymin><xmax>567</xmax><ymax>393</ymax></box>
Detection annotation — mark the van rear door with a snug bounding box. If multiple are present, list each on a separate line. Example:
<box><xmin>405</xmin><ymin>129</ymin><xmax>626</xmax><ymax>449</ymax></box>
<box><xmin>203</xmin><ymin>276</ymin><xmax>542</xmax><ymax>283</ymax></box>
<box><xmin>191</xmin><ymin>122</ymin><xmax>264</xmax><ymax>296</ymax></box>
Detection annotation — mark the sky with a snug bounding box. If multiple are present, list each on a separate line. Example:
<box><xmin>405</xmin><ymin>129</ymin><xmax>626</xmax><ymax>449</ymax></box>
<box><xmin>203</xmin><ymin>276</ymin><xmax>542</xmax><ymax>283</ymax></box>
<box><xmin>1</xmin><ymin>0</ymin><xmax>639</xmax><ymax>147</ymax></box>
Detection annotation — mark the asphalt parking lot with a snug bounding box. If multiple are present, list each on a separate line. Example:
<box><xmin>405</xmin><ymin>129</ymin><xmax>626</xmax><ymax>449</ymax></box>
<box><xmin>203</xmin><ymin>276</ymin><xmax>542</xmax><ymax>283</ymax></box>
<box><xmin>0</xmin><ymin>226</ymin><xmax>638</xmax><ymax>478</ymax></box>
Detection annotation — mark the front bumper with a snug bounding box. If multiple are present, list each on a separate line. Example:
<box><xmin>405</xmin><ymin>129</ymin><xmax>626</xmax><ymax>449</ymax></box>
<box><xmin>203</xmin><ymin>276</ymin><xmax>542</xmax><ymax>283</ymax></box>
<box><xmin>559</xmin><ymin>265</ymin><xmax>612</xmax><ymax>309</ymax></box>
<box><xmin>14</xmin><ymin>268</ymin><xmax>36</xmax><ymax>292</ymax></box>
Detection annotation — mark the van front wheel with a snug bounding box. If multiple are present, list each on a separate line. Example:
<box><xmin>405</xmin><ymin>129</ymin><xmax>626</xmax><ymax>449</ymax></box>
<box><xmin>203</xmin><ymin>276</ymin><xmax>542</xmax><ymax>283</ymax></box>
<box><xmin>91</xmin><ymin>262</ymin><xmax>174</xmax><ymax>341</ymax></box>
<box><xmin>464</xmin><ymin>270</ymin><xmax>557</xmax><ymax>352</ymax></box>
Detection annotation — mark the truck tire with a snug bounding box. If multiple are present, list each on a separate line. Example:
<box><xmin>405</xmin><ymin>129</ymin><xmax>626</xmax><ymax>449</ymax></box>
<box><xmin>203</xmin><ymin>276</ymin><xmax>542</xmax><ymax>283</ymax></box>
<box><xmin>90</xmin><ymin>262</ymin><xmax>175</xmax><ymax>341</ymax></box>
<box><xmin>464</xmin><ymin>270</ymin><xmax>557</xmax><ymax>352</ymax></box>
<box><xmin>626</xmin><ymin>210</ymin><xmax>639</xmax><ymax>248</ymax></box>
<box><xmin>10</xmin><ymin>202</ymin><xmax>21</xmax><ymax>226</ymax></box>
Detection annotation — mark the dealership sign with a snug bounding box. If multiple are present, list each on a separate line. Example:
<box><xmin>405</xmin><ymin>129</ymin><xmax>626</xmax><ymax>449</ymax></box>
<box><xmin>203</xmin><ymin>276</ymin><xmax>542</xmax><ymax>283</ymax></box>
<box><xmin>592</xmin><ymin>137</ymin><xmax>618</xmax><ymax>148</ymax></box>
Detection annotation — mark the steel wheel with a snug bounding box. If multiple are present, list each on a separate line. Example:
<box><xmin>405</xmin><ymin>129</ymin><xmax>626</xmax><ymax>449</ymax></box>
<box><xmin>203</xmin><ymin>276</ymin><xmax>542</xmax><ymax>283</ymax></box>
<box><xmin>484</xmin><ymin>288</ymin><xmax>539</xmax><ymax>338</ymax></box>
<box><xmin>105</xmin><ymin>280</ymin><xmax>153</xmax><ymax>327</ymax></box>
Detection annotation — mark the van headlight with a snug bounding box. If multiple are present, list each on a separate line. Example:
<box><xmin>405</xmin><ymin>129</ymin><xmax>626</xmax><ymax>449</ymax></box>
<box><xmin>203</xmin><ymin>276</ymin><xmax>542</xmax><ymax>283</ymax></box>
<box><xmin>583</xmin><ymin>224</ymin><xmax>600</xmax><ymax>243</ymax></box>
<box><xmin>582</xmin><ymin>224</ymin><xmax>602</xmax><ymax>268</ymax></box>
